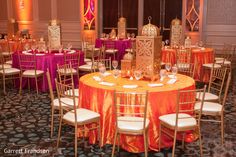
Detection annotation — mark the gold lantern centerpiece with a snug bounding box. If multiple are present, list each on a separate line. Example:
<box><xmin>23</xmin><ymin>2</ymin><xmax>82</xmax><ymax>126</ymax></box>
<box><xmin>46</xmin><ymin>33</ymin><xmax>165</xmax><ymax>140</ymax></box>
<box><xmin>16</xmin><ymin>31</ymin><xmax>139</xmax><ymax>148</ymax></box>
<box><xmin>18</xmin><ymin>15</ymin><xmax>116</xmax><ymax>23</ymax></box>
<box><xmin>170</xmin><ymin>18</ymin><xmax>182</xmax><ymax>48</ymax></box>
<box><xmin>118</xmin><ymin>17</ymin><xmax>126</xmax><ymax>39</ymax></box>
<box><xmin>141</xmin><ymin>16</ymin><xmax>160</xmax><ymax>36</ymax></box>
<box><xmin>136</xmin><ymin>16</ymin><xmax>162</xmax><ymax>80</ymax></box>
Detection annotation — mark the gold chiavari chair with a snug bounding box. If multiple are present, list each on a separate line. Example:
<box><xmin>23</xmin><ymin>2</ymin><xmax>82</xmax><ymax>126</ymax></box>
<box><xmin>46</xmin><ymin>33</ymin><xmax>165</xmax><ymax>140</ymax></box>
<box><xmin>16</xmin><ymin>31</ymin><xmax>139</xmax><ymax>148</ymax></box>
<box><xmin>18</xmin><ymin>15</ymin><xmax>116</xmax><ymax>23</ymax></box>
<box><xmin>57</xmin><ymin>63</ymin><xmax>79</xmax><ymax>97</ymax></box>
<box><xmin>196</xmin><ymin>66</ymin><xmax>227</xmax><ymax>103</ymax></box>
<box><xmin>46</xmin><ymin>69</ymin><xmax>76</xmax><ymax>138</ymax></box>
<box><xmin>55</xmin><ymin>79</ymin><xmax>100</xmax><ymax>157</ymax></box>
<box><xmin>112</xmin><ymin>90</ymin><xmax>149</xmax><ymax>157</ymax></box>
<box><xmin>194</xmin><ymin>72</ymin><xmax>231</xmax><ymax>144</ymax></box>
<box><xmin>176</xmin><ymin>48</ymin><xmax>191</xmax><ymax>70</ymax></box>
<box><xmin>104</xmin><ymin>40</ymin><xmax>118</xmax><ymax>60</ymax></box>
<box><xmin>125</xmin><ymin>38</ymin><xmax>136</xmax><ymax>59</ymax></box>
<box><xmin>159</xmin><ymin>86</ymin><xmax>206</xmax><ymax>157</ymax></box>
<box><xmin>177</xmin><ymin>61</ymin><xmax>197</xmax><ymax>78</ymax></box>
<box><xmin>0</xmin><ymin>51</ymin><xmax>20</xmax><ymax>94</ymax></box>
<box><xmin>18</xmin><ymin>52</ymin><xmax>44</xmax><ymax>95</ymax></box>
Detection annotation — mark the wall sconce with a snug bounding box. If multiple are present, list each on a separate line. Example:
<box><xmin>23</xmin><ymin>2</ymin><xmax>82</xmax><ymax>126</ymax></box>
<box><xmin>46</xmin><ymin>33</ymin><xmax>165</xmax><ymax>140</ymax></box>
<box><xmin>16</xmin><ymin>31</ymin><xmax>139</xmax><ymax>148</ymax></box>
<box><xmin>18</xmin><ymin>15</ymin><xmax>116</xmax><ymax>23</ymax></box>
<box><xmin>84</xmin><ymin>0</ymin><xmax>95</xmax><ymax>30</ymax></box>
<box><xmin>19</xmin><ymin>0</ymin><xmax>25</xmax><ymax>9</ymax></box>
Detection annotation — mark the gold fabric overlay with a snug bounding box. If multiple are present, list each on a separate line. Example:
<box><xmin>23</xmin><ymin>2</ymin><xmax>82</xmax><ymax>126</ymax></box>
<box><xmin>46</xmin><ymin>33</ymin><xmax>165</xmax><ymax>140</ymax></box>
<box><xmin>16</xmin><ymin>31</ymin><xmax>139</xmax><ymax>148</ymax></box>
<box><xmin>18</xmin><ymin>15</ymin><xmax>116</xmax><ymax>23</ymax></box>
<box><xmin>79</xmin><ymin>72</ymin><xmax>195</xmax><ymax>152</ymax></box>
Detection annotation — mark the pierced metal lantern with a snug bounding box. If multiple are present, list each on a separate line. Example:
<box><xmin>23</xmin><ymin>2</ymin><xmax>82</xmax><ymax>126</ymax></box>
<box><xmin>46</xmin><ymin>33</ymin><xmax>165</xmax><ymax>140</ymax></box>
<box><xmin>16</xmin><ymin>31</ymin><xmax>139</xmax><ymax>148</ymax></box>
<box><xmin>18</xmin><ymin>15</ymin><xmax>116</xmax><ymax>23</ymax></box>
<box><xmin>141</xmin><ymin>16</ymin><xmax>160</xmax><ymax>37</ymax></box>
<box><xmin>171</xmin><ymin>17</ymin><xmax>181</xmax><ymax>25</ymax></box>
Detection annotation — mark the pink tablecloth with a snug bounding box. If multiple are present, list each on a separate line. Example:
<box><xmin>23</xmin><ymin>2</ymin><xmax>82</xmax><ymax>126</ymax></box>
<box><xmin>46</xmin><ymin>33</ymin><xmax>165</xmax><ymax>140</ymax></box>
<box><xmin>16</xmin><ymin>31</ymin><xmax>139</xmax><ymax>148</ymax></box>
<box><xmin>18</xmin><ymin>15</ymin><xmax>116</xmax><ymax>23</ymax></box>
<box><xmin>95</xmin><ymin>39</ymin><xmax>131</xmax><ymax>61</ymax></box>
<box><xmin>12</xmin><ymin>51</ymin><xmax>85</xmax><ymax>92</ymax></box>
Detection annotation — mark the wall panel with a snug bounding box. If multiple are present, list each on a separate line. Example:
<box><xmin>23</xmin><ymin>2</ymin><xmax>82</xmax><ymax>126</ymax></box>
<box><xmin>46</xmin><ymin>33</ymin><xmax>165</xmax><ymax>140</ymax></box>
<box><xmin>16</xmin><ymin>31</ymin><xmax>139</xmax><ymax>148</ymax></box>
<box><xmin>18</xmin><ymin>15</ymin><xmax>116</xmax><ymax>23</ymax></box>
<box><xmin>0</xmin><ymin>0</ymin><xmax>8</xmax><ymax>20</ymax></box>
<box><xmin>38</xmin><ymin>0</ymin><xmax>51</xmax><ymax>21</ymax></box>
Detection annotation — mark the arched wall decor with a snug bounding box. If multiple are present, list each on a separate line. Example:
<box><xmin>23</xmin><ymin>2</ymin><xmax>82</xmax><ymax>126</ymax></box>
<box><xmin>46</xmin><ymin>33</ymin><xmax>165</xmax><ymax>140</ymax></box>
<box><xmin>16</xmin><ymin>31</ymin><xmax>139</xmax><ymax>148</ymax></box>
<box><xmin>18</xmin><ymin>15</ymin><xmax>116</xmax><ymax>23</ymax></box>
<box><xmin>84</xmin><ymin>0</ymin><xmax>95</xmax><ymax>30</ymax></box>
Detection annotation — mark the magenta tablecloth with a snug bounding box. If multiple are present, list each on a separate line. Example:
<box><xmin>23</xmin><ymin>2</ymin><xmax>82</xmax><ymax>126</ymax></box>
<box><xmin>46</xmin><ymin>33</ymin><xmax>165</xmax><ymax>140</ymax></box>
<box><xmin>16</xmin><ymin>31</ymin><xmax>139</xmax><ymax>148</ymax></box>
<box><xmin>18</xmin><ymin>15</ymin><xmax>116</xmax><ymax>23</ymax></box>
<box><xmin>95</xmin><ymin>39</ymin><xmax>131</xmax><ymax>61</ymax></box>
<box><xmin>12</xmin><ymin>51</ymin><xmax>85</xmax><ymax>92</ymax></box>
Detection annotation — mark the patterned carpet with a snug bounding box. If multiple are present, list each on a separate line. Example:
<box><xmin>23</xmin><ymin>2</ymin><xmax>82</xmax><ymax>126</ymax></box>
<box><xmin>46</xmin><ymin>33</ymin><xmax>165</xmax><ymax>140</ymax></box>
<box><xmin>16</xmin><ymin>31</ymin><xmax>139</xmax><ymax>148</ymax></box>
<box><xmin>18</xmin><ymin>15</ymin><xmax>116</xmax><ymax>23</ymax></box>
<box><xmin>0</xmin><ymin>72</ymin><xmax>235</xmax><ymax>157</ymax></box>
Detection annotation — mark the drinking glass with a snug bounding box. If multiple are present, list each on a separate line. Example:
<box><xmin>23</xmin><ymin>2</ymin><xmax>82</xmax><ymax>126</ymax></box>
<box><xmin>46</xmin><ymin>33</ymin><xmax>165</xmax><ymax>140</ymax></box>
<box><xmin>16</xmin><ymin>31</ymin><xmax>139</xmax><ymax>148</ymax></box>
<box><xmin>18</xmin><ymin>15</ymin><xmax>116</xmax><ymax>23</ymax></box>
<box><xmin>112</xmin><ymin>60</ymin><xmax>118</xmax><ymax>69</ymax></box>
<box><xmin>165</xmin><ymin>39</ymin><xmax>169</xmax><ymax>46</ymax></box>
<box><xmin>67</xmin><ymin>43</ymin><xmax>72</xmax><ymax>50</ymax></box>
<box><xmin>58</xmin><ymin>45</ymin><xmax>63</xmax><ymax>53</ymax></box>
<box><xmin>160</xmin><ymin>69</ymin><xmax>166</xmax><ymax>82</ymax></box>
<box><xmin>24</xmin><ymin>43</ymin><xmax>30</xmax><ymax>51</ymax></box>
<box><xmin>31</xmin><ymin>44</ymin><xmax>37</xmax><ymax>52</ymax></box>
<box><xmin>165</xmin><ymin>63</ymin><xmax>171</xmax><ymax>73</ymax></box>
<box><xmin>113</xmin><ymin>69</ymin><xmax>120</xmax><ymax>79</ymax></box>
<box><xmin>134</xmin><ymin>70</ymin><xmax>142</xmax><ymax>80</ymax></box>
<box><xmin>131</xmin><ymin>33</ymin><xmax>135</xmax><ymax>38</ymax></box>
<box><xmin>172</xmin><ymin>65</ymin><xmax>178</xmax><ymax>78</ymax></box>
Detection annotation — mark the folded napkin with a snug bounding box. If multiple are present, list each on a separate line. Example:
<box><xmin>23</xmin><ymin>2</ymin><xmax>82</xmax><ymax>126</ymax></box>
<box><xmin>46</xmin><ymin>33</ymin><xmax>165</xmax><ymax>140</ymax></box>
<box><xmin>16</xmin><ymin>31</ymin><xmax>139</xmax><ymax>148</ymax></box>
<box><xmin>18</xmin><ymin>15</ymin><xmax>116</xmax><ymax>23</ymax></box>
<box><xmin>67</xmin><ymin>50</ymin><xmax>76</xmax><ymax>54</ymax></box>
<box><xmin>99</xmin><ymin>82</ymin><xmax>115</xmax><ymax>86</ymax></box>
<box><xmin>168</xmin><ymin>74</ymin><xmax>176</xmax><ymax>79</ymax></box>
<box><xmin>93</xmin><ymin>76</ymin><xmax>101</xmax><ymax>81</ymax></box>
<box><xmin>54</xmin><ymin>53</ymin><xmax>63</xmax><ymax>55</ymax></box>
<box><xmin>102</xmin><ymin>72</ymin><xmax>111</xmax><ymax>77</ymax></box>
<box><xmin>36</xmin><ymin>53</ymin><xmax>45</xmax><ymax>56</ymax></box>
<box><xmin>123</xmin><ymin>85</ymin><xmax>138</xmax><ymax>89</ymax></box>
<box><xmin>147</xmin><ymin>83</ymin><xmax>163</xmax><ymax>87</ymax></box>
<box><xmin>167</xmin><ymin>79</ymin><xmax>177</xmax><ymax>84</ymax></box>
<box><xmin>22</xmin><ymin>51</ymin><xmax>32</xmax><ymax>55</ymax></box>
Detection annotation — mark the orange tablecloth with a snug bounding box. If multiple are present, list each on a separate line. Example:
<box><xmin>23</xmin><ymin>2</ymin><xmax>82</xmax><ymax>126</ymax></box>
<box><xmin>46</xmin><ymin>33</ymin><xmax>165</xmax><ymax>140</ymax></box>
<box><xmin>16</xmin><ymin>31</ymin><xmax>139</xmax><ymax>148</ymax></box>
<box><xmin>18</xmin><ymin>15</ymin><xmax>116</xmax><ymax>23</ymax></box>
<box><xmin>162</xmin><ymin>48</ymin><xmax>214</xmax><ymax>82</ymax></box>
<box><xmin>79</xmin><ymin>72</ymin><xmax>196</xmax><ymax>152</ymax></box>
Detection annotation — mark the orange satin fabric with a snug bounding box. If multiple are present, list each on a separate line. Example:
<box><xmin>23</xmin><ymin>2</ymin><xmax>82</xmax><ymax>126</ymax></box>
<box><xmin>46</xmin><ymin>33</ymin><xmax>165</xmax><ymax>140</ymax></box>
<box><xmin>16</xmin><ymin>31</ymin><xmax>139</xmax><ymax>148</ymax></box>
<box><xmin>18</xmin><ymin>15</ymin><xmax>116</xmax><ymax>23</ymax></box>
<box><xmin>162</xmin><ymin>48</ymin><xmax>214</xmax><ymax>82</ymax></box>
<box><xmin>79</xmin><ymin>72</ymin><xmax>195</xmax><ymax>152</ymax></box>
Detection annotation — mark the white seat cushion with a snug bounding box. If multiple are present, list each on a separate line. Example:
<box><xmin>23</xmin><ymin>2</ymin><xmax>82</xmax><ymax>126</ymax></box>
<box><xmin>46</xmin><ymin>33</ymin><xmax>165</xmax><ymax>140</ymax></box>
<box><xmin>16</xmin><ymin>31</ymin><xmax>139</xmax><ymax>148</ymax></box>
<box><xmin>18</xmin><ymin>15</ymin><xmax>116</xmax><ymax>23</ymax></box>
<box><xmin>203</xmin><ymin>63</ymin><xmax>221</xmax><ymax>68</ymax></box>
<box><xmin>196</xmin><ymin>92</ymin><xmax>219</xmax><ymax>101</ymax></box>
<box><xmin>2</xmin><ymin>51</ymin><xmax>13</xmax><ymax>56</ymax></box>
<box><xmin>215</xmin><ymin>57</ymin><xmax>224</xmax><ymax>61</ymax></box>
<box><xmin>194</xmin><ymin>102</ymin><xmax>222</xmax><ymax>113</ymax></box>
<box><xmin>53</xmin><ymin>97</ymin><xmax>78</xmax><ymax>108</ymax></box>
<box><xmin>84</xmin><ymin>58</ymin><xmax>92</xmax><ymax>62</ymax></box>
<box><xmin>159</xmin><ymin>113</ymin><xmax>196</xmax><ymax>128</ymax></box>
<box><xmin>0</xmin><ymin>64</ymin><xmax>12</xmax><ymax>69</ymax></box>
<box><xmin>57</xmin><ymin>68</ymin><xmax>77</xmax><ymax>75</ymax></box>
<box><xmin>5</xmin><ymin>60</ymin><xmax>12</xmax><ymax>65</ymax></box>
<box><xmin>215</xmin><ymin>60</ymin><xmax>231</xmax><ymax>65</ymax></box>
<box><xmin>63</xmin><ymin>108</ymin><xmax>100</xmax><ymax>123</ymax></box>
<box><xmin>23</xmin><ymin>70</ymin><xmax>44</xmax><ymax>76</ymax></box>
<box><xmin>125</xmin><ymin>48</ymin><xmax>133</xmax><ymax>52</ymax></box>
<box><xmin>65</xmin><ymin>88</ymin><xmax>79</xmax><ymax>97</ymax></box>
<box><xmin>105</xmin><ymin>49</ymin><xmax>118</xmax><ymax>53</ymax></box>
<box><xmin>0</xmin><ymin>68</ymin><xmax>20</xmax><ymax>74</ymax></box>
<box><xmin>79</xmin><ymin>64</ymin><xmax>92</xmax><ymax>71</ymax></box>
<box><xmin>117</xmin><ymin>116</ymin><xmax>149</xmax><ymax>131</ymax></box>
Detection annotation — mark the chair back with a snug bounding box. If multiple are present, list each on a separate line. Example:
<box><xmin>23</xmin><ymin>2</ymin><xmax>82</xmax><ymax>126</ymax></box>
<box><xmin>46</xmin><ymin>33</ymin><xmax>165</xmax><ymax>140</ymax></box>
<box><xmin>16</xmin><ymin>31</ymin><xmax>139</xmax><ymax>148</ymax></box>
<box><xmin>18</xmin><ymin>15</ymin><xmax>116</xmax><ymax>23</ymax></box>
<box><xmin>114</xmin><ymin>90</ymin><xmax>148</xmax><ymax>131</ymax></box>
<box><xmin>64</xmin><ymin>51</ymin><xmax>80</xmax><ymax>71</ymax></box>
<box><xmin>18</xmin><ymin>52</ymin><xmax>37</xmax><ymax>72</ymax></box>
<box><xmin>57</xmin><ymin>62</ymin><xmax>74</xmax><ymax>85</ymax></box>
<box><xmin>176</xmin><ymin>48</ymin><xmax>191</xmax><ymax>66</ymax></box>
<box><xmin>177</xmin><ymin>61</ymin><xmax>196</xmax><ymax>78</ymax></box>
<box><xmin>46</xmin><ymin>69</ymin><xmax>55</xmax><ymax>103</ymax></box>
<box><xmin>55</xmin><ymin>79</ymin><xmax>77</xmax><ymax>120</ymax></box>
<box><xmin>94</xmin><ymin>57</ymin><xmax>112</xmax><ymax>71</ymax></box>
<box><xmin>0</xmin><ymin>51</ymin><xmax>5</xmax><ymax>70</ymax></box>
<box><xmin>104</xmin><ymin>40</ymin><xmax>116</xmax><ymax>50</ymax></box>
<box><xmin>221</xmin><ymin>72</ymin><xmax>231</xmax><ymax>108</ymax></box>
<box><xmin>208</xmin><ymin>66</ymin><xmax>227</xmax><ymax>102</ymax></box>
<box><xmin>176</xmin><ymin>86</ymin><xmax>206</xmax><ymax>128</ymax></box>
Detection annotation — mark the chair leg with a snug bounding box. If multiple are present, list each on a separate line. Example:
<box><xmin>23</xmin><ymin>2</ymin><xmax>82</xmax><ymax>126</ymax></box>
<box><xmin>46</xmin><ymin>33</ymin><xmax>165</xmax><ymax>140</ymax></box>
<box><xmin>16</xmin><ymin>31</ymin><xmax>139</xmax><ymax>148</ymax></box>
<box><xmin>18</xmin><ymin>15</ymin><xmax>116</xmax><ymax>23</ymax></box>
<box><xmin>198</xmin><ymin>127</ymin><xmax>203</xmax><ymax>157</ymax></box>
<box><xmin>50</xmin><ymin>106</ymin><xmax>54</xmax><ymax>138</ymax></box>
<box><xmin>35</xmin><ymin>76</ymin><xmax>38</xmax><ymax>95</ymax></box>
<box><xmin>117</xmin><ymin>133</ymin><xmax>120</xmax><ymax>153</ymax></box>
<box><xmin>111</xmin><ymin>130</ymin><xmax>118</xmax><ymax>157</ymax></box>
<box><xmin>221</xmin><ymin>114</ymin><xmax>224</xmax><ymax>144</ymax></box>
<box><xmin>98</xmin><ymin>120</ymin><xmax>101</xmax><ymax>148</ymax></box>
<box><xmin>3</xmin><ymin>75</ymin><xmax>6</xmax><ymax>95</ymax></box>
<box><xmin>57</xmin><ymin>116</ymin><xmax>63</xmax><ymax>148</ymax></box>
<box><xmin>159</xmin><ymin>123</ymin><xmax>162</xmax><ymax>151</ymax></box>
<box><xmin>144</xmin><ymin>130</ymin><xmax>148</xmax><ymax>157</ymax></box>
<box><xmin>172</xmin><ymin>130</ymin><xmax>177</xmax><ymax>157</ymax></box>
<box><xmin>19</xmin><ymin>76</ymin><xmax>22</xmax><ymax>95</ymax></box>
<box><xmin>182</xmin><ymin>133</ymin><xmax>185</xmax><ymax>149</ymax></box>
<box><xmin>28</xmin><ymin>78</ymin><xmax>30</xmax><ymax>92</ymax></box>
<box><xmin>75</xmin><ymin>125</ymin><xmax>78</xmax><ymax>157</ymax></box>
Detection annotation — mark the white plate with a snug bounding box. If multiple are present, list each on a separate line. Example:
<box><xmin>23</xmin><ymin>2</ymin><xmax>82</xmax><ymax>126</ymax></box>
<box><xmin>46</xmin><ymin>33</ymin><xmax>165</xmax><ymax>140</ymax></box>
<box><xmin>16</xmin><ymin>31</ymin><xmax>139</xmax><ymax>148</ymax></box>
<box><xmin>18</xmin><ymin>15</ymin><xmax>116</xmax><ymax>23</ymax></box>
<box><xmin>167</xmin><ymin>79</ymin><xmax>177</xmax><ymax>84</ymax></box>
<box><xmin>147</xmin><ymin>83</ymin><xmax>164</xmax><ymax>87</ymax></box>
<box><xmin>168</xmin><ymin>74</ymin><xmax>176</xmax><ymax>79</ymax></box>
<box><xmin>36</xmin><ymin>53</ymin><xmax>45</xmax><ymax>56</ymax></box>
<box><xmin>123</xmin><ymin>85</ymin><xmax>138</xmax><ymax>89</ymax></box>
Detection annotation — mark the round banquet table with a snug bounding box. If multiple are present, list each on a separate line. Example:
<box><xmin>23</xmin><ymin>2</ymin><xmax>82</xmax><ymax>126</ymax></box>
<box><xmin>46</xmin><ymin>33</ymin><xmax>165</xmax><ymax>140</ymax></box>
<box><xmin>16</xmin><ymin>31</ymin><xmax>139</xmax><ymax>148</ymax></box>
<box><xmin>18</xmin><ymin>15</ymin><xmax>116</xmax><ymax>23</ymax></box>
<box><xmin>95</xmin><ymin>38</ymin><xmax>131</xmax><ymax>61</ymax></box>
<box><xmin>79</xmin><ymin>72</ymin><xmax>196</xmax><ymax>152</ymax></box>
<box><xmin>162</xmin><ymin>47</ymin><xmax>214</xmax><ymax>82</ymax></box>
<box><xmin>12</xmin><ymin>50</ymin><xmax>85</xmax><ymax>92</ymax></box>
